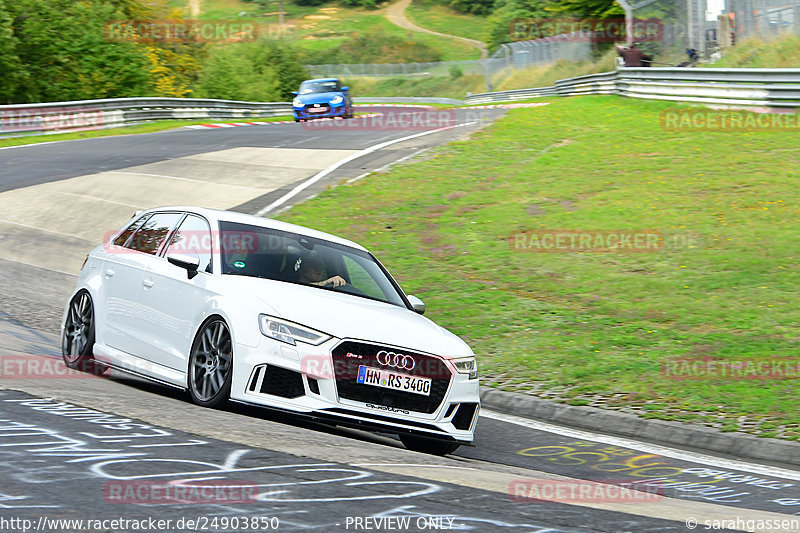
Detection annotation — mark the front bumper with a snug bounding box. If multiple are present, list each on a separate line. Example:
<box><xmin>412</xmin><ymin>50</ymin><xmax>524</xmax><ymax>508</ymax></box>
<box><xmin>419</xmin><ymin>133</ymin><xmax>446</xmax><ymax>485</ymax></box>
<box><xmin>229</xmin><ymin>336</ymin><xmax>480</xmax><ymax>443</ymax></box>
<box><xmin>293</xmin><ymin>103</ymin><xmax>347</xmax><ymax>120</ymax></box>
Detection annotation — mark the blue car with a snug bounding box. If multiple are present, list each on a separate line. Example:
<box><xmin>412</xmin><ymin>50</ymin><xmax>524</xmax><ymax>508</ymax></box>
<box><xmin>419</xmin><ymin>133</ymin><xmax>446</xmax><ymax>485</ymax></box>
<box><xmin>292</xmin><ymin>78</ymin><xmax>353</xmax><ymax>122</ymax></box>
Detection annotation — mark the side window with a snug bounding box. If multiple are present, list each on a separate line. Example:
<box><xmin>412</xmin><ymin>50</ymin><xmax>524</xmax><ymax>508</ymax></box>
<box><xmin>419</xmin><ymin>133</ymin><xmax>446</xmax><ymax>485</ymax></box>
<box><xmin>127</xmin><ymin>212</ymin><xmax>183</xmax><ymax>255</ymax></box>
<box><xmin>113</xmin><ymin>215</ymin><xmax>149</xmax><ymax>247</ymax></box>
<box><xmin>342</xmin><ymin>256</ymin><xmax>384</xmax><ymax>300</ymax></box>
<box><xmin>165</xmin><ymin>215</ymin><xmax>213</xmax><ymax>273</ymax></box>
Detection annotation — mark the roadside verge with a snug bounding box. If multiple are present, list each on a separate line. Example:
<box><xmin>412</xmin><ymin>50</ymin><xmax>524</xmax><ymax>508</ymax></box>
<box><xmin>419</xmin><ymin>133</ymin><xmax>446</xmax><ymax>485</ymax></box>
<box><xmin>481</xmin><ymin>387</ymin><xmax>800</xmax><ymax>468</ymax></box>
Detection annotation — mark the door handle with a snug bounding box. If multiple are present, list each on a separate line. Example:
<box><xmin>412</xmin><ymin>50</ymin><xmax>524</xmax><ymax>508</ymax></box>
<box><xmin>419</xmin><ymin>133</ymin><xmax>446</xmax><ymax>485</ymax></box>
<box><xmin>104</xmin><ymin>269</ymin><xmax>115</xmax><ymax>278</ymax></box>
<box><xmin>142</xmin><ymin>279</ymin><xmax>154</xmax><ymax>289</ymax></box>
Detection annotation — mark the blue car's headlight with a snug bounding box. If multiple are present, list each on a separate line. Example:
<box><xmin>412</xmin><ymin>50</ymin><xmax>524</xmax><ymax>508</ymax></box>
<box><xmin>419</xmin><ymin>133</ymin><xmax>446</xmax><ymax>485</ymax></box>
<box><xmin>330</xmin><ymin>95</ymin><xmax>343</xmax><ymax>105</ymax></box>
<box><xmin>292</xmin><ymin>98</ymin><xmax>303</xmax><ymax>107</ymax></box>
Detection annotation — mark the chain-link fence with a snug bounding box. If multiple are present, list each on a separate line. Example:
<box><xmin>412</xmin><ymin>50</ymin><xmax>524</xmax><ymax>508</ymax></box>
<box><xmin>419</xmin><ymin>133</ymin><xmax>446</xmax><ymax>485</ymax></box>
<box><xmin>306</xmin><ymin>33</ymin><xmax>591</xmax><ymax>82</ymax></box>
<box><xmin>724</xmin><ymin>0</ymin><xmax>800</xmax><ymax>42</ymax></box>
<box><xmin>631</xmin><ymin>0</ymin><xmax>800</xmax><ymax>65</ymax></box>
<box><xmin>308</xmin><ymin>1</ymin><xmax>800</xmax><ymax>81</ymax></box>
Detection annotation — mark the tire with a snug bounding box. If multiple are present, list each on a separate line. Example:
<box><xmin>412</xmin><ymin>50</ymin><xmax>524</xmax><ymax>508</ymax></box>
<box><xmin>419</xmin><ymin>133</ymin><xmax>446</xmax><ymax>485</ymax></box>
<box><xmin>399</xmin><ymin>434</ymin><xmax>460</xmax><ymax>456</ymax></box>
<box><xmin>62</xmin><ymin>291</ymin><xmax>96</xmax><ymax>371</ymax></box>
<box><xmin>344</xmin><ymin>109</ymin><xmax>353</xmax><ymax>119</ymax></box>
<box><xmin>294</xmin><ymin>118</ymin><xmax>300</xmax><ymax>123</ymax></box>
<box><xmin>188</xmin><ymin>317</ymin><xmax>233</xmax><ymax>408</ymax></box>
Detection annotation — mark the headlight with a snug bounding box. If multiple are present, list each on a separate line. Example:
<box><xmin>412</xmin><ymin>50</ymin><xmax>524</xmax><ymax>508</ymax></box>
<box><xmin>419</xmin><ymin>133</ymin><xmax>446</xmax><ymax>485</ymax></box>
<box><xmin>292</xmin><ymin>98</ymin><xmax>303</xmax><ymax>107</ymax></box>
<box><xmin>452</xmin><ymin>357</ymin><xmax>478</xmax><ymax>379</ymax></box>
<box><xmin>258</xmin><ymin>314</ymin><xmax>331</xmax><ymax>346</ymax></box>
<box><xmin>330</xmin><ymin>95</ymin><xmax>343</xmax><ymax>105</ymax></box>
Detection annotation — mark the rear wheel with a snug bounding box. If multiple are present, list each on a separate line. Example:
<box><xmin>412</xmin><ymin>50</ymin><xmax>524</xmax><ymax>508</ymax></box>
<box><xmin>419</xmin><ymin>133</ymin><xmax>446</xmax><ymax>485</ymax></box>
<box><xmin>62</xmin><ymin>291</ymin><xmax>95</xmax><ymax>370</ymax></box>
<box><xmin>188</xmin><ymin>318</ymin><xmax>233</xmax><ymax>408</ymax></box>
<box><xmin>399</xmin><ymin>434</ymin><xmax>460</xmax><ymax>455</ymax></box>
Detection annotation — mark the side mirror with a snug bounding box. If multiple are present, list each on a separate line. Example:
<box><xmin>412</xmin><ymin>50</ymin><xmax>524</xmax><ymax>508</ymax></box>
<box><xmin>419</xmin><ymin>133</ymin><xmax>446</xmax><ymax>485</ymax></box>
<box><xmin>407</xmin><ymin>295</ymin><xmax>426</xmax><ymax>315</ymax></box>
<box><xmin>168</xmin><ymin>254</ymin><xmax>200</xmax><ymax>279</ymax></box>
<box><xmin>291</xmin><ymin>91</ymin><xmax>299</xmax><ymax>96</ymax></box>
<box><xmin>341</xmin><ymin>86</ymin><xmax>349</xmax><ymax>91</ymax></box>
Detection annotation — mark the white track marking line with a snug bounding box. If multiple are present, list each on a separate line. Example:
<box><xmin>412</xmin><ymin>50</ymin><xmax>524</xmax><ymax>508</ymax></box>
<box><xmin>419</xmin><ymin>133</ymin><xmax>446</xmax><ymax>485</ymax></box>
<box><xmin>255</xmin><ymin>121</ymin><xmax>478</xmax><ymax>216</ymax></box>
<box><xmin>481</xmin><ymin>409</ymin><xmax>800</xmax><ymax>481</ymax></box>
<box><xmin>111</xmin><ymin>171</ymin><xmax>265</xmax><ymax>191</ymax></box>
<box><xmin>0</xmin><ymin>255</ymin><xmax>77</xmax><ymax>277</ymax></box>
<box><xmin>56</xmin><ymin>192</ymin><xmax>140</xmax><ymax>208</ymax></box>
<box><xmin>347</xmin><ymin>146</ymin><xmax>434</xmax><ymax>184</ymax></box>
<box><xmin>0</xmin><ymin>217</ymin><xmax>91</xmax><ymax>241</ymax></box>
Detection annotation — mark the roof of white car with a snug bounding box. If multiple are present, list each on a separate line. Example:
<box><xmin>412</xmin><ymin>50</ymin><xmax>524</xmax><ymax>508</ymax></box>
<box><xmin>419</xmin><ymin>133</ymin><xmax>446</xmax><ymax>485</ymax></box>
<box><xmin>140</xmin><ymin>206</ymin><xmax>367</xmax><ymax>252</ymax></box>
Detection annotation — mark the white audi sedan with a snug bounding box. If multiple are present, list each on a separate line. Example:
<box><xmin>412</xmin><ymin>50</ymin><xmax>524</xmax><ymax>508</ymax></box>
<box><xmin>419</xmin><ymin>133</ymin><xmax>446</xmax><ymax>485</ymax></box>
<box><xmin>62</xmin><ymin>207</ymin><xmax>479</xmax><ymax>454</ymax></box>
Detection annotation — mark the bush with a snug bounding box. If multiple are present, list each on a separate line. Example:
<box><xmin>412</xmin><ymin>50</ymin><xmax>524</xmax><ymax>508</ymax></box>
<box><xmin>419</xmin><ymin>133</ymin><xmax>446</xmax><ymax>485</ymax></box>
<box><xmin>303</xmin><ymin>27</ymin><xmax>442</xmax><ymax>64</ymax></box>
<box><xmin>0</xmin><ymin>0</ymin><xmax>154</xmax><ymax>103</ymax></box>
<box><xmin>196</xmin><ymin>40</ymin><xmax>308</xmax><ymax>101</ymax></box>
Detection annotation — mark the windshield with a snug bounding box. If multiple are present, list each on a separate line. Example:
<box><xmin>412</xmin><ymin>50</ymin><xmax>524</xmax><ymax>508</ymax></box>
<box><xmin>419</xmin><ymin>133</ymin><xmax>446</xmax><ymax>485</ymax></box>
<box><xmin>219</xmin><ymin>221</ymin><xmax>407</xmax><ymax>308</ymax></box>
<box><xmin>298</xmin><ymin>81</ymin><xmax>339</xmax><ymax>94</ymax></box>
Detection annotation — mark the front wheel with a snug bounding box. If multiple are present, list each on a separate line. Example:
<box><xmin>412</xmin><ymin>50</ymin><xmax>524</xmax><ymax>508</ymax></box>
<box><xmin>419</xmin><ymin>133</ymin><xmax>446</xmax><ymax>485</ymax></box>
<box><xmin>62</xmin><ymin>291</ymin><xmax>95</xmax><ymax>369</ymax></box>
<box><xmin>188</xmin><ymin>318</ymin><xmax>233</xmax><ymax>408</ymax></box>
<box><xmin>399</xmin><ymin>434</ymin><xmax>461</xmax><ymax>456</ymax></box>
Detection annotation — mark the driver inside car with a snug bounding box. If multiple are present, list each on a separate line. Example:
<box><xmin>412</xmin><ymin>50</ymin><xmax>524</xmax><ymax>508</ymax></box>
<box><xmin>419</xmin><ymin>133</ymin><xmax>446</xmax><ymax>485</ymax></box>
<box><xmin>297</xmin><ymin>253</ymin><xmax>346</xmax><ymax>288</ymax></box>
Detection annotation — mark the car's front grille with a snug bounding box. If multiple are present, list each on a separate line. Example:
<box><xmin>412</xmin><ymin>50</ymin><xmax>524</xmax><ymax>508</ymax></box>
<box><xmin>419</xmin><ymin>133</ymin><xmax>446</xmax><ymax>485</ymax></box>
<box><xmin>304</xmin><ymin>104</ymin><xmax>331</xmax><ymax>115</ymax></box>
<box><xmin>331</xmin><ymin>341</ymin><xmax>452</xmax><ymax>414</ymax></box>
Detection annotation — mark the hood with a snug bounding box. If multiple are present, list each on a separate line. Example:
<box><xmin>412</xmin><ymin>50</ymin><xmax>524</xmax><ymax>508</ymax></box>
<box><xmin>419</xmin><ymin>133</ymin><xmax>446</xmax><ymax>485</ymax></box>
<box><xmin>296</xmin><ymin>92</ymin><xmax>343</xmax><ymax>105</ymax></box>
<box><xmin>224</xmin><ymin>276</ymin><xmax>472</xmax><ymax>357</ymax></box>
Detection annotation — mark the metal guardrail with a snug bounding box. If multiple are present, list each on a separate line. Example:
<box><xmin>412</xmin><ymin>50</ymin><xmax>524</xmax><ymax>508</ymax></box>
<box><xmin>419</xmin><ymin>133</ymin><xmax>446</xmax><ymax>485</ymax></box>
<box><xmin>0</xmin><ymin>97</ymin><xmax>292</xmax><ymax>136</ymax></box>
<box><xmin>467</xmin><ymin>68</ymin><xmax>800</xmax><ymax>109</ymax></box>
<box><xmin>353</xmin><ymin>97</ymin><xmax>465</xmax><ymax>105</ymax></box>
<box><xmin>5</xmin><ymin>68</ymin><xmax>800</xmax><ymax>136</ymax></box>
<box><xmin>465</xmin><ymin>86</ymin><xmax>558</xmax><ymax>104</ymax></box>
<box><xmin>555</xmin><ymin>71</ymin><xmax>619</xmax><ymax>97</ymax></box>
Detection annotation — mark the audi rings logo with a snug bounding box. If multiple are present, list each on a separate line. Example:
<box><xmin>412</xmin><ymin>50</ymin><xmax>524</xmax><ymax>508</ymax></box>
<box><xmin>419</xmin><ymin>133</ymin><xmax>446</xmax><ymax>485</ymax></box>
<box><xmin>376</xmin><ymin>350</ymin><xmax>415</xmax><ymax>370</ymax></box>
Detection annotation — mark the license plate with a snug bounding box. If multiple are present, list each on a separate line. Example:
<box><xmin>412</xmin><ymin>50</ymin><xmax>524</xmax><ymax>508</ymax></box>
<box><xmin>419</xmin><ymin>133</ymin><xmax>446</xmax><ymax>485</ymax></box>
<box><xmin>356</xmin><ymin>365</ymin><xmax>431</xmax><ymax>396</ymax></box>
<box><xmin>308</xmin><ymin>107</ymin><xmax>327</xmax><ymax>113</ymax></box>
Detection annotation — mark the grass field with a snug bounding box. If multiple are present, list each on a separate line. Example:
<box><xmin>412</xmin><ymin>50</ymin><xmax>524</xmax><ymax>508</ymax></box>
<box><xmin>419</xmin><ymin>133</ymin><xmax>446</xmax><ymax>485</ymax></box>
<box><xmin>170</xmin><ymin>0</ymin><xmax>481</xmax><ymax>61</ymax></box>
<box><xmin>711</xmin><ymin>34</ymin><xmax>800</xmax><ymax>67</ymax></box>
<box><xmin>344</xmin><ymin>74</ymin><xmax>489</xmax><ymax>99</ymax></box>
<box><xmin>278</xmin><ymin>95</ymin><xmax>800</xmax><ymax>439</ymax></box>
<box><xmin>290</xmin><ymin>9</ymin><xmax>480</xmax><ymax>61</ymax></box>
<box><xmin>405</xmin><ymin>0</ymin><xmax>489</xmax><ymax>43</ymax></box>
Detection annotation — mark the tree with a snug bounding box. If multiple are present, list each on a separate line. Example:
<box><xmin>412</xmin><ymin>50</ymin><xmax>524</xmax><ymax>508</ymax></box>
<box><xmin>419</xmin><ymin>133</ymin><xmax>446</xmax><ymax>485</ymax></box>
<box><xmin>548</xmin><ymin>0</ymin><xmax>624</xmax><ymax>18</ymax></box>
<box><xmin>446</xmin><ymin>0</ymin><xmax>496</xmax><ymax>16</ymax></box>
<box><xmin>4</xmin><ymin>0</ymin><xmax>154</xmax><ymax>102</ymax></box>
<box><xmin>196</xmin><ymin>40</ymin><xmax>307</xmax><ymax>101</ymax></box>
<box><xmin>485</xmin><ymin>0</ymin><xmax>551</xmax><ymax>51</ymax></box>
<box><xmin>0</xmin><ymin>0</ymin><xmax>26</xmax><ymax>103</ymax></box>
